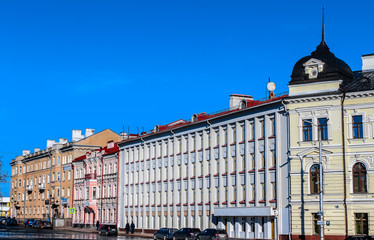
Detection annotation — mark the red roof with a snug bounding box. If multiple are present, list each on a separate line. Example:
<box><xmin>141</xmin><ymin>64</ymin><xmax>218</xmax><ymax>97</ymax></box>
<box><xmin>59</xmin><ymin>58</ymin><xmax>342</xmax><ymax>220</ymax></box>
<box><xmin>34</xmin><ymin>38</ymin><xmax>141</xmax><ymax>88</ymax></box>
<box><xmin>73</xmin><ymin>155</ymin><xmax>86</xmax><ymax>162</ymax></box>
<box><xmin>119</xmin><ymin>94</ymin><xmax>288</xmax><ymax>144</ymax></box>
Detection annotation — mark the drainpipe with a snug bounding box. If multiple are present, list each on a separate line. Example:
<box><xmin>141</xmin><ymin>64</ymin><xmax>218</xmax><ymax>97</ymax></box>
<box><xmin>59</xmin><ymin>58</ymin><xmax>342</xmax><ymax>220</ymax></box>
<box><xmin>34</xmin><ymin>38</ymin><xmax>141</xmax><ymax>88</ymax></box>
<box><xmin>206</xmin><ymin>121</ymin><xmax>212</xmax><ymax>228</ymax></box>
<box><xmin>23</xmin><ymin>161</ymin><xmax>27</xmax><ymax>223</ymax></box>
<box><xmin>140</xmin><ymin>137</ymin><xmax>146</xmax><ymax>233</ymax></box>
<box><xmin>281</xmin><ymin>99</ymin><xmax>292</xmax><ymax>240</ymax></box>
<box><xmin>115</xmin><ymin>151</ymin><xmax>120</xmax><ymax>228</ymax></box>
<box><xmin>341</xmin><ymin>92</ymin><xmax>348</xmax><ymax>238</ymax></box>
<box><xmin>100</xmin><ymin>155</ymin><xmax>104</xmax><ymax>227</ymax></box>
<box><xmin>48</xmin><ymin>151</ymin><xmax>53</xmax><ymax>223</ymax></box>
<box><xmin>71</xmin><ymin>163</ymin><xmax>75</xmax><ymax>227</ymax></box>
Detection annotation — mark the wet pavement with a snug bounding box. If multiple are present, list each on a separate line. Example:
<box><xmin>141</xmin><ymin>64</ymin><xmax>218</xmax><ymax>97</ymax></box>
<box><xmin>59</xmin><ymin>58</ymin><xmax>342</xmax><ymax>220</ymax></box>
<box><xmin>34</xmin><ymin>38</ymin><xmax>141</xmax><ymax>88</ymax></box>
<box><xmin>0</xmin><ymin>225</ymin><xmax>150</xmax><ymax>240</ymax></box>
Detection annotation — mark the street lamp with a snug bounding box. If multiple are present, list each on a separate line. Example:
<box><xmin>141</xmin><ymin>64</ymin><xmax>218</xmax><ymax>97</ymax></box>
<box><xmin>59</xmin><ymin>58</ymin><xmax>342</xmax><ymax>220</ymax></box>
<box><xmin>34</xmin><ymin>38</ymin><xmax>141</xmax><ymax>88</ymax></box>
<box><xmin>304</xmin><ymin>118</ymin><xmax>328</xmax><ymax>240</ymax></box>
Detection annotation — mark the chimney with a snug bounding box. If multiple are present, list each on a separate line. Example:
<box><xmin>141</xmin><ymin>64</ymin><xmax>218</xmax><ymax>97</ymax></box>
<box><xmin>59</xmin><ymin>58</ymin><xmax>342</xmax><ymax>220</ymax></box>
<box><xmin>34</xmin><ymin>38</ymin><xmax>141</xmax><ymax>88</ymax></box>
<box><xmin>230</xmin><ymin>94</ymin><xmax>254</xmax><ymax>108</ymax></box>
<box><xmin>22</xmin><ymin>150</ymin><xmax>30</xmax><ymax>156</ymax></box>
<box><xmin>362</xmin><ymin>54</ymin><xmax>374</xmax><ymax>72</ymax></box>
<box><xmin>85</xmin><ymin>128</ymin><xmax>95</xmax><ymax>138</ymax></box>
<box><xmin>46</xmin><ymin>140</ymin><xmax>56</xmax><ymax>148</ymax></box>
<box><xmin>72</xmin><ymin>130</ymin><xmax>84</xmax><ymax>142</ymax></box>
<box><xmin>120</xmin><ymin>132</ymin><xmax>128</xmax><ymax>140</ymax></box>
<box><xmin>107</xmin><ymin>140</ymin><xmax>115</xmax><ymax>149</ymax></box>
<box><xmin>34</xmin><ymin>148</ymin><xmax>40</xmax><ymax>153</ymax></box>
<box><xmin>59</xmin><ymin>138</ymin><xmax>68</xmax><ymax>144</ymax></box>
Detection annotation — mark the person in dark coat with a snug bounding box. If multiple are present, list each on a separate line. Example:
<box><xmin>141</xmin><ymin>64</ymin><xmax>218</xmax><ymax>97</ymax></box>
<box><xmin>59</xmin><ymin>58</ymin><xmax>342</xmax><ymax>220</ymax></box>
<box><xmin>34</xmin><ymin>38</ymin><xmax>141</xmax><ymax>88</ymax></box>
<box><xmin>96</xmin><ymin>221</ymin><xmax>100</xmax><ymax>230</ymax></box>
<box><xmin>130</xmin><ymin>221</ymin><xmax>135</xmax><ymax>234</ymax></box>
<box><xmin>125</xmin><ymin>222</ymin><xmax>130</xmax><ymax>234</ymax></box>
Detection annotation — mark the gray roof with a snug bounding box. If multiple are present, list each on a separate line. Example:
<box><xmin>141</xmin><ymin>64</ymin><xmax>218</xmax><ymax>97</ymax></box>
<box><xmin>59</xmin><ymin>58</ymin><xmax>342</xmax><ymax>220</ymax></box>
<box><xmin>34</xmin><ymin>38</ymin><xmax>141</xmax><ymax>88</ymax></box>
<box><xmin>343</xmin><ymin>70</ymin><xmax>374</xmax><ymax>92</ymax></box>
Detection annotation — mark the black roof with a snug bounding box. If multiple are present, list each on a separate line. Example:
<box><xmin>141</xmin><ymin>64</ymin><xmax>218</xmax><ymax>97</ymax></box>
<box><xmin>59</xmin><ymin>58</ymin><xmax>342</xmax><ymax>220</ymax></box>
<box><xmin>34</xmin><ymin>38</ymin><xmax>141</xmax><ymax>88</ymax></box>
<box><xmin>290</xmin><ymin>42</ymin><xmax>354</xmax><ymax>85</ymax></box>
<box><xmin>343</xmin><ymin>70</ymin><xmax>374</xmax><ymax>92</ymax></box>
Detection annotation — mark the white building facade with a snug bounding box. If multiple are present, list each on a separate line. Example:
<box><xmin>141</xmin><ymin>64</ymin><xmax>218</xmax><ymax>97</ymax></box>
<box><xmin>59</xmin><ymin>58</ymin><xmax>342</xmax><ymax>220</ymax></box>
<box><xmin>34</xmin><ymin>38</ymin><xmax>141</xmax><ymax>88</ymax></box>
<box><xmin>118</xmin><ymin>95</ymin><xmax>290</xmax><ymax>239</ymax></box>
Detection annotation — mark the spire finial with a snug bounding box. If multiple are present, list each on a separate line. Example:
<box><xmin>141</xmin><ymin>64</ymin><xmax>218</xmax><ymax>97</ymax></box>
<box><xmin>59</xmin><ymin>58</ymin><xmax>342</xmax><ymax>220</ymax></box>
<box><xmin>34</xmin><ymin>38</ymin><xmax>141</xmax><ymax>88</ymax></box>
<box><xmin>315</xmin><ymin>5</ymin><xmax>329</xmax><ymax>51</ymax></box>
<box><xmin>322</xmin><ymin>6</ymin><xmax>325</xmax><ymax>40</ymax></box>
<box><xmin>319</xmin><ymin>5</ymin><xmax>327</xmax><ymax>47</ymax></box>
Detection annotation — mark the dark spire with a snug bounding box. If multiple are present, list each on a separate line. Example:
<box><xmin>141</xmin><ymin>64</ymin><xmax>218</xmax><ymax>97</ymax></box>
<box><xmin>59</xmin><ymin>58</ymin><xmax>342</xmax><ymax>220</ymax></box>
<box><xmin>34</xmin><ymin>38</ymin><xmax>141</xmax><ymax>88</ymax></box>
<box><xmin>316</xmin><ymin>5</ymin><xmax>329</xmax><ymax>52</ymax></box>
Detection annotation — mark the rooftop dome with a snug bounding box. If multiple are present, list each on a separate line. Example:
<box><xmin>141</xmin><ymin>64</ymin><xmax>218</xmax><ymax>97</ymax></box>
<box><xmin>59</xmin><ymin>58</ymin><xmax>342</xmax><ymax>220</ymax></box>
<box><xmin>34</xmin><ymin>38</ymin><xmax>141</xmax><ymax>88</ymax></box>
<box><xmin>290</xmin><ymin>42</ymin><xmax>354</xmax><ymax>85</ymax></box>
<box><xmin>289</xmin><ymin>8</ymin><xmax>354</xmax><ymax>85</ymax></box>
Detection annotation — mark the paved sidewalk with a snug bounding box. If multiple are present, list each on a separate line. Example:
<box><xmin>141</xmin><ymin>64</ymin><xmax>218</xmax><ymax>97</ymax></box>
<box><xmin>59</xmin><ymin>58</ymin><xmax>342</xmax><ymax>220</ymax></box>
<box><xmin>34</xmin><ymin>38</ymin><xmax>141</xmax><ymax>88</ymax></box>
<box><xmin>54</xmin><ymin>226</ymin><xmax>98</xmax><ymax>233</ymax></box>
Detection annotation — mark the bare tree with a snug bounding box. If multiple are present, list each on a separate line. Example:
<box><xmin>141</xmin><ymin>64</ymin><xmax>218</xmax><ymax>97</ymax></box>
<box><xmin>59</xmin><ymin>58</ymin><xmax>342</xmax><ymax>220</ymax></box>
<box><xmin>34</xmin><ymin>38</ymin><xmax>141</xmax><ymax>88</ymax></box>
<box><xmin>0</xmin><ymin>156</ymin><xmax>8</xmax><ymax>186</ymax></box>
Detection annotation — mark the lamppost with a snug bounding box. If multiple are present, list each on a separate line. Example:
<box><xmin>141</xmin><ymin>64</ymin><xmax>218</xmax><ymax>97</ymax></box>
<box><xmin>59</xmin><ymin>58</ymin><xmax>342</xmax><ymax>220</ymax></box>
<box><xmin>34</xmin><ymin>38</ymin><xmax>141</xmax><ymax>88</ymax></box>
<box><xmin>304</xmin><ymin>118</ymin><xmax>328</xmax><ymax>240</ymax></box>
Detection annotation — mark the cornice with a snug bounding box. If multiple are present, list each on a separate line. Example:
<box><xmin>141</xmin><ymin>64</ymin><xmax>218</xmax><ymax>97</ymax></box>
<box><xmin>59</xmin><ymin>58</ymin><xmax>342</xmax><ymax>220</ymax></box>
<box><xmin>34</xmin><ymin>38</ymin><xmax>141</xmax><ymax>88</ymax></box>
<box><xmin>285</xmin><ymin>94</ymin><xmax>341</xmax><ymax>104</ymax></box>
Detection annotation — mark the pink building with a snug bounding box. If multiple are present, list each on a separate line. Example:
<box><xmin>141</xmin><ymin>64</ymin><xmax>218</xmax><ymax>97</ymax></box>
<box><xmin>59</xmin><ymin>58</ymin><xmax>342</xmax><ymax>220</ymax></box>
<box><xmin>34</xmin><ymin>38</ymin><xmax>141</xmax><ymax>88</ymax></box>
<box><xmin>72</xmin><ymin>141</ymin><xmax>119</xmax><ymax>228</ymax></box>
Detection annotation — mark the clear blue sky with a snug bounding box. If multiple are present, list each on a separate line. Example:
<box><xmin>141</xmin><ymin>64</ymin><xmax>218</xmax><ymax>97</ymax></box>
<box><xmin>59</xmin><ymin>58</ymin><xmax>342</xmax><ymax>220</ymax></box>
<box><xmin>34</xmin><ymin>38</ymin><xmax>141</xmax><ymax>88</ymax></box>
<box><xmin>0</xmin><ymin>0</ymin><xmax>373</xmax><ymax>196</ymax></box>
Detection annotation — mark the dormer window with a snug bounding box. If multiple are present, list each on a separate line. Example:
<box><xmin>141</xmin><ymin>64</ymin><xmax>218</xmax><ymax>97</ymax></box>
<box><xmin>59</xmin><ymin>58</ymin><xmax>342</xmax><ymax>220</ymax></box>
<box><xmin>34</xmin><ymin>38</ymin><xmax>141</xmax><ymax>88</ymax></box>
<box><xmin>303</xmin><ymin>58</ymin><xmax>325</xmax><ymax>79</ymax></box>
<box><xmin>191</xmin><ymin>114</ymin><xmax>197</xmax><ymax>123</ymax></box>
<box><xmin>239</xmin><ymin>100</ymin><xmax>246</xmax><ymax>110</ymax></box>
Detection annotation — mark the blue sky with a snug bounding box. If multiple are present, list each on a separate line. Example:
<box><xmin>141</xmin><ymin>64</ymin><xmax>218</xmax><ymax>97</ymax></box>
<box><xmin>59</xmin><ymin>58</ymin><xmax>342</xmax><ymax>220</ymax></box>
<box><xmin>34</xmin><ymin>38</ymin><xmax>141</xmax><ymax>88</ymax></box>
<box><xmin>0</xmin><ymin>0</ymin><xmax>373</xmax><ymax>196</ymax></box>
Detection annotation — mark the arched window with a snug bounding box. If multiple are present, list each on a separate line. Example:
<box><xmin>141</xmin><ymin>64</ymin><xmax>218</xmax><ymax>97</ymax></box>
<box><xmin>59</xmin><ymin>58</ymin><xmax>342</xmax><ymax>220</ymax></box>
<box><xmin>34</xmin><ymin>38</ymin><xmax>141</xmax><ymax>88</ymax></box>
<box><xmin>353</xmin><ymin>162</ymin><xmax>367</xmax><ymax>193</ymax></box>
<box><xmin>310</xmin><ymin>164</ymin><xmax>320</xmax><ymax>194</ymax></box>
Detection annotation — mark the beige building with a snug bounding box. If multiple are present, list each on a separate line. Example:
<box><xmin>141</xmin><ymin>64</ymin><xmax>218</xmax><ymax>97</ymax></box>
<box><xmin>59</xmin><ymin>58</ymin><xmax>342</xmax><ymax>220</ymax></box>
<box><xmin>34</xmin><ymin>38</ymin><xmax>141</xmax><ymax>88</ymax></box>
<box><xmin>286</xmin><ymin>34</ymin><xmax>374</xmax><ymax>239</ymax></box>
<box><xmin>10</xmin><ymin>128</ymin><xmax>120</xmax><ymax>226</ymax></box>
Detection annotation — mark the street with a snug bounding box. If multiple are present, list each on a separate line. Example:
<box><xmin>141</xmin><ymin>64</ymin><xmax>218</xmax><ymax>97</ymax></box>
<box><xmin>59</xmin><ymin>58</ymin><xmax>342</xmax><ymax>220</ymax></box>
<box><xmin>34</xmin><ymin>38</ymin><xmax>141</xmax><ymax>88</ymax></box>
<box><xmin>0</xmin><ymin>225</ymin><xmax>149</xmax><ymax>240</ymax></box>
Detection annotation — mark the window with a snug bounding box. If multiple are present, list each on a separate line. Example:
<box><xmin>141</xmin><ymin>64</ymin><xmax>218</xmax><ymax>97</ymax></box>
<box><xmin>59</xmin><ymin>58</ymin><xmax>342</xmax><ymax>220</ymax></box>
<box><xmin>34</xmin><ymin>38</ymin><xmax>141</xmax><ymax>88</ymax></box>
<box><xmin>251</xmin><ymin>153</ymin><xmax>255</xmax><ymax>169</ymax></box>
<box><xmin>303</xmin><ymin>119</ymin><xmax>313</xmax><ymax>141</ymax></box>
<box><xmin>312</xmin><ymin>213</ymin><xmax>320</xmax><ymax>235</ymax></box>
<box><xmin>271</xmin><ymin>150</ymin><xmax>276</xmax><ymax>167</ymax></box>
<box><xmin>270</xmin><ymin>117</ymin><xmax>275</xmax><ymax>136</ymax></box>
<box><xmin>251</xmin><ymin>184</ymin><xmax>255</xmax><ymax>200</ymax></box>
<box><xmin>353</xmin><ymin>116</ymin><xmax>363</xmax><ymax>139</ymax></box>
<box><xmin>259</xmin><ymin>119</ymin><xmax>264</xmax><ymax>138</ymax></box>
<box><xmin>260</xmin><ymin>152</ymin><xmax>265</xmax><ymax>169</ymax></box>
<box><xmin>355</xmin><ymin>213</ymin><xmax>368</xmax><ymax>235</ymax></box>
<box><xmin>272</xmin><ymin>182</ymin><xmax>276</xmax><ymax>199</ymax></box>
<box><xmin>93</xmin><ymin>187</ymin><xmax>97</xmax><ymax>199</ymax></box>
<box><xmin>310</xmin><ymin>164</ymin><xmax>320</xmax><ymax>194</ymax></box>
<box><xmin>353</xmin><ymin>163</ymin><xmax>367</xmax><ymax>193</ymax></box>
<box><xmin>318</xmin><ymin>118</ymin><xmax>328</xmax><ymax>140</ymax></box>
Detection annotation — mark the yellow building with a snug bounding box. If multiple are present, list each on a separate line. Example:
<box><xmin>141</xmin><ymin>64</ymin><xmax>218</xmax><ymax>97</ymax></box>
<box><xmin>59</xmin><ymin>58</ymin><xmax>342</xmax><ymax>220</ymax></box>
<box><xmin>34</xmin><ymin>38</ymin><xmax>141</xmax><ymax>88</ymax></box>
<box><xmin>285</xmin><ymin>34</ymin><xmax>374</xmax><ymax>240</ymax></box>
<box><xmin>9</xmin><ymin>128</ymin><xmax>120</xmax><ymax>226</ymax></box>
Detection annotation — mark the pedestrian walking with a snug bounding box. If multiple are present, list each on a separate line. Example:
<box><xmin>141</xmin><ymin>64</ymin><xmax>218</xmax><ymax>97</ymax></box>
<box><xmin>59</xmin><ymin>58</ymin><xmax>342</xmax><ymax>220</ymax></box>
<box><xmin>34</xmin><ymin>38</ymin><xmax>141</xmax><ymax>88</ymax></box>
<box><xmin>125</xmin><ymin>222</ymin><xmax>130</xmax><ymax>234</ymax></box>
<box><xmin>130</xmin><ymin>221</ymin><xmax>135</xmax><ymax>234</ymax></box>
<box><xmin>96</xmin><ymin>221</ymin><xmax>100</xmax><ymax>230</ymax></box>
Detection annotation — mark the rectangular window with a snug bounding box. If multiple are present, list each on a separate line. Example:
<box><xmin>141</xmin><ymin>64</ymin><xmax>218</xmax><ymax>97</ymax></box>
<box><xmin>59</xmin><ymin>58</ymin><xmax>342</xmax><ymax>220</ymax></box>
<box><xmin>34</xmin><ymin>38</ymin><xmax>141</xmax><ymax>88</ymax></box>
<box><xmin>261</xmin><ymin>152</ymin><xmax>265</xmax><ymax>169</ymax></box>
<box><xmin>251</xmin><ymin>153</ymin><xmax>255</xmax><ymax>169</ymax></box>
<box><xmin>86</xmin><ymin>187</ymin><xmax>89</xmax><ymax>199</ymax></box>
<box><xmin>353</xmin><ymin>116</ymin><xmax>363</xmax><ymax>139</ymax></box>
<box><xmin>249</xmin><ymin>122</ymin><xmax>254</xmax><ymax>140</ymax></box>
<box><xmin>312</xmin><ymin>213</ymin><xmax>320</xmax><ymax>235</ymax></box>
<box><xmin>270</xmin><ymin>117</ymin><xmax>275</xmax><ymax>136</ymax></box>
<box><xmin>355</xmin><ymin>213</ymin><xmax>368</xmax><ymax>235</ymax></box>
<box><xmin>93</xmin><ymin>187</ymin><xmax>97</xmax><ymax>199</ymax></box>
<box><xmin>272</xmin><ymin>182</ymin><xmax>276</xmax><ymax>199</ymax></box>
<box><xmin>261</xmin><ymin>183</ymin><xmax>265</xmax><ymax>200</ymax></box>
<box><xmin>271</xmin><ymin>150</ymin><xmax>276</xmax><ymax>167</ymax></box>
<box><xmin>223</xmin><ymin>129</ymin><xmax>227</xmax><ymax>145</ymax></box>
<box><xmin>251</xmin><ymin>184</ymin><xmax>255</xmax><ymax>200</ymax></box>
<box><xmin>303</xmin><ymin>119</ymin><xmax>313</xmax><ymax>141</ymax></box>
<box><xmin>259</xmin><ymin>119</ymin><xmax>264</xmax><ymax>138</ymax></box>
<box><xmin>318</xmin><ymin>118</ymin><xmax>328</xmax><ymax>140</ymax></box>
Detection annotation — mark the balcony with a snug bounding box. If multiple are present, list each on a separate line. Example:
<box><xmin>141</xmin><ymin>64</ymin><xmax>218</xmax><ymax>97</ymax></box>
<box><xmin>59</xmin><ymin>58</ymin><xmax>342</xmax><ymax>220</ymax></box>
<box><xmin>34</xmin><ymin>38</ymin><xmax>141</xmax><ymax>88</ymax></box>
<box><xmin>26</xmin><ymin>186</ymin><xmax>33</xmax><ymax>192</ymax></box>
<box><xmin>39</xmin><ymin>183</ymin><xmax>46</xmax><ymax>191</ymax></box>
<box><xmin>85</xmin><ymin>173</ymin><xmax>96</xmax><ymax>180</ymax></box>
